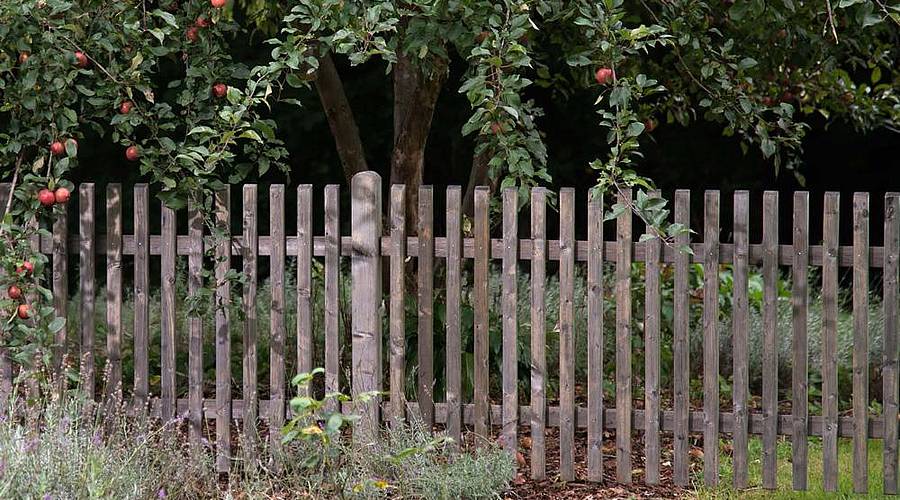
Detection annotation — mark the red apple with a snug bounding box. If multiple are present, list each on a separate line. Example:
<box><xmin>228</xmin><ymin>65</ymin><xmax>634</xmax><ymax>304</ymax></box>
<box><xmin>212</xmin><ymin>83</ymin><xmax>228</xmax><ymax>98</ymax></box>
<box><xmin>186</xmin><ymin>26</ymin><xmax>199</xmax><ymax>43</ymax></box>
<box><xmin>644</xmin><ymin>119</ymin><xmax>657</xmax><ymax>133</ymax></box>
<box><xmin>17</xmin><ymin>304</ymin><xmax>30</xmax><ymax>320</ymax></box>
<box><xmin>595</xmin><ymin>67</ymin><xmax>614</xmax><ymax>85</ymax></box>
<box><xmin>17</xmin><ymin>261</ymin><xmax>34</xmax><ymax>276</ymax></box>
<box><xmin>125</xmin><ymin>145</ymin><xmax>140</xmax><ymax>162</ymax></box>
<box><xmin>38</xmin><ymin>189</ymin><xmax>56</xmax><ymax>207</ymax></box>
<box><xmin>119</xmin><ymin>100</ymin><xmax>133</xmax><ymax>114</ymax></box>
<box><xmin>490</xmin><ymin>122</ymin><xmax>503</xmax><ymax>135</ymax></box>
<box><xmin>54</xmin><ymin>187</ymin><xmax>71</xmax><ymax>204</ymax></box>
<box><xmin>195</xmin><ymin>16</ymin><xmax>210</xmax><ymax>28</ymax></box>
<box><xmin>18</xmin><ymin>52</ymin><xmax>29</xmax><ymax>65</ymax></box>
<box><xmin>475</xmin><ymin>31</ymin><xmax>490</xmax><ymax>43</ymax></box>
<box><xmin>761</xmin><ymin>96</ymin><xmax>775</xmax><ymax>106</ymax></box>
<box><xmin>211</xmin><ymin>0</ymin><xmax>226</xmax><ymax>8</ymax></box>
<box><xmin>7</xmin><ymin>286</ymin><xmax>22</xmax><ymax>301</ymax></box>
<box><xmin>74</xmin><ymin>51</ymin><xmax>89</xmax><ymax>68</ymax></box>
<box><xmin>50</xmin><ymin>141</ymin><xmax>65</xmax><ymax>156</ymax></box>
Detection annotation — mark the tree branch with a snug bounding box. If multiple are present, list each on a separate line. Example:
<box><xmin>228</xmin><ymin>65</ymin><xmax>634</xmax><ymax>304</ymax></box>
<box><xmin>314</xmin><ymin>52</ymin><xmax>369</xmax><ymax>183</ymax></box>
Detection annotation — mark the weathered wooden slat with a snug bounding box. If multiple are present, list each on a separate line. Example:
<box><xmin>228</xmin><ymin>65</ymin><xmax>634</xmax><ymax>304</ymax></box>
<box><xmin>885</xmin><ymin>192</ymin><xmax>900</xmax><ymax>494</ymax></box>
<box><xmin>0</xmin><ymin>185</ymin><xmax>10</xmax><ymax>401</ymax></box>
<box><xmin>587</xmin><ymin>190</ymin><xmax>604</xmax><ymax>483</ymax></box>
<box><xmin>644</xmin><ymin>191</ymin><xmax>662</xmax><ymax>485</ymax></box>
<box><xmin>732</xmin><ymin>190</ymin><xmax>750</xmax><ymax>489</ymax></box>
<box><xmin>105</xmin><ymin>184</ymin><xmax>123</xmax><ymax>401</ymax></box>
<box><xmin>445</xmin><ymin>186</ymin><xmax>462</xmax><ymax>443</ymax></box>
<box><xmin>616</xmin><ymin>189</ymin><xmax>633</xmax><ymax>484</ymax></box>
<box><xmin>133</xmin><ymin>184</ymin><xmax>149</xmax><ymax>412</ymax></box>
<box><xmin>52</xmin><ymin>194</ymin><xmax>68</xmax><ymax>386</ymax></box>
<box><xmin>473</xmin><ymin>187</ymin><xmax>490</xmax><ymax>438</ymax></box>
<box><xmin>296</xmin><ymin>185</ymin><xmax>313</xmax><ymax>383</ymax></box>
<box><xmin>417</xmin><ymin>186</ymin><xmax>435</xmax><ymax>429</ymax></box>
<box><xmin>702</xmin><ymin>191</ymin><xmax>720</xmax><ymax>487</ymax></box>
<box><xmin>324</xmin><ymin>185</ymin><xmax>340</xmax><ymax>413</ymax></box>
<box><xmin>242</xmin><ymin>185</ymin><xmax>259</xmax><ymax>462</ymax></box>
<box><xmin>269</xmin><ymin>185</ymin><xmax>286</xmax><ymax>452</ymax></box>
<box><xmin>390</xmin><ymin>185</ymin><xmax>408</xmax><ymax>427</ymax></box>
<box><xmin>530</xmin><ymin>188</ymin><xmax>547</xmax><ymax>480</ymax></box>
<box><xmin>215</xmin><ymin>188</ymin><xmax>232</xmax><ymax>473</ymax></box>
<box><xmin>559</xmin><ymin>188</ymin><xmax>575</xmax><ymax>481</ymax></box>
<box><xmin>350</xmin><ymin>172</ymin><xmax>383</xmax><ymax>442</ymax></box>
<box><xmin>160</xmin><ymin>202</ymin><xmax>177</xmax><ymax>422</ymax></box>
<box><xmin>761</xmin><ymin>191</ymin><xmax>779</xmax><ymax>490</ymax></box>
<box><xmin>501</xmin><ymin>188</ymin><xmax>519</xmax><ymax>455</ymax></box>
<box><xmin>79</xmin><ymin>184</ymin><xmax>96</xmax><ymax>398</ymax></box>
<box><xmin>187</xmin><ymin>198</ymin><xmax>204</xmax><ymax>445</ymax></box>
<box><xmin>792</xmin><ymin>192</ymin><xmax>810</xmax><ymax>490</ymax></box>
<box><xmin>673</xmin><ymin>190</ymin><xmax>690</xmax><ymax>486</ymax></box>
<box><xmin>852</xmin><ymin>192</ymin><xmax>870</xmax><ymax>493</ymax></box>
<box><xmin>822</xmin><ymin>192</ymin><xmax>840</xmax><ymax>492</ymax></box>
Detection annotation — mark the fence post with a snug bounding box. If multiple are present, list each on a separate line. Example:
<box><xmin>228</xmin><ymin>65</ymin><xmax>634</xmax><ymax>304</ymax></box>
<box><xmin>351</xmin><ymin>171</ymin><xmax>383</xmax><ymax>443</ymax></box>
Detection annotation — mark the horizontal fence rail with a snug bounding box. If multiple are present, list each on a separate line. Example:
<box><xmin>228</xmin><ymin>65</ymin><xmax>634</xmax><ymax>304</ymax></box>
<box><xmin>0</xmin><ymin>175</ymin><xmax>898</xmax><ymax>493</ymax></box>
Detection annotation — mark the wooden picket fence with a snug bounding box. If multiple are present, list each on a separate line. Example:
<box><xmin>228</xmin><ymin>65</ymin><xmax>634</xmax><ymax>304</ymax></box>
<box><xmin>1</xmin><ymin>172</ymin><xmax>898</xmax><ymax>493</ymax></box>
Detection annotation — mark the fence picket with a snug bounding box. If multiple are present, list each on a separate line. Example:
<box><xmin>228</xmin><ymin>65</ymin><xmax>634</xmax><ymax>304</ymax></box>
<box><xmin>296</xmin><ymin>185</ymin><xmax>313</xmax><ymax>383</ymax></box>
<box><xmin>0</xmin><ymin>184</ymin><xmax>11</xmax><ymax>403</ymax></box>
<box><xmin>616</xmin><ymin>189</ymin><xmax>633</xmax><ymax>484</ymax></box>
<box><xmin>324</xmin><ymin>185</ymin><xmax>340</xmax><ymax>413</ymax></box>
<box><xmin>673</xmin><ymin>190</ymin><xmax>690</xmax><ymax>486</ymax></box>
<box><xmin>732</xmin><ymin>191</ymin><xmax>750</xmax><ymax>489</ymax></box>
<box><xmin>270</xmin><ymin>185</ymin><xmax>286</xmax><ymax>452</ymax></box>
<box><xmin>559</xmin><ymin>188</ymin><xmax>575</xmax><ymax>481</ymax></box>
<box><xmin>133</xmin><ymin>184</ymin><xmax>149</xmax><ymax>412</ymax></box>
<box><xmin>474</xmin><ymin>187</ymin><xmax>490</xmax><ymax>438</ymax></box>
<box><xmin>390</xmin><ymin>185</ymin><xmax>407</xmax><ymax>427</ymax></box>
<box><xmin>792</xmin><ymin>192</ymin><xmax>810</xmax><ymax>490</ymax></box>
<box><xmin>644</xmin><ymin>191</ymin><xmax>661</xmax><ymax>485</ymax></box>
<box><xmin>762</xmin><ymin>191</ymin><xmax>779</xmax><ymax>490</ymax></box>
<box><xmin>215</xmin><ymin>188</ymin><xmax>232</xmax><ymax>473</ymax></box>
<box><xmin>106</xmin><ymin>184</ymin><xmax>122</xmax><ymax>401</ymax></box>
<box><xmin>79</xmin><ymin>183</ymin><xmax>96</xmax><ymax>397</ymax></box>
<box><xmin>852</xmin><ymin>192</ymin><xmax>870</xmax><ymax>493</ymax></box>
<box><xmin>502</xmin><ymin>188</ymin><xmax>519</xmax><ymax>455</ymax></box>
<box><xmin>417</xmin><ymin>186</ymin><xmax>435</xmax><ymax>429</ymax></box>
<box><xmin>242</xmin><ymin>185</ymin><xmax>258</xmax><ymax>461</ymax></box>
<box><xmin>884</xmin><ymin>192</ymin><xmax>900</xmax><ymax>494</ymax></box>
<box><xmin>161</xmin><ymin>202</ymin><xmax>177</xmax><ymax>422</ymax></box>
<box><xmin>445</xmin><ymin>186</ymin><xmax>462</xmax><ymax>442</ymax></box>
<box><xmin>52</xmin><ymin>195</ymin><xmax>68</xmax><ymax>385</ymax></box>
<box><xmin>187</xmin><ymin>198</ymin><xmax>204</xmax><ymax>445</ymax></box>
<box><xmin>702</xmin><ymin>190</ymin><xmax>720</xmax><ymax>486</ymax></box>
<box><xmin>587</xmin><ymin>191</ymin><xmax>604</xmax><ymax>483</ymax></box>
<box><xmin>822</xmin><ymin>192</ymin><xmax>840</xmax><ymax>491</ymax></box>
<box><xmin>530</xmin><ymin>188</ymin><xmax>547</xmax><ymax>480</ymax></box>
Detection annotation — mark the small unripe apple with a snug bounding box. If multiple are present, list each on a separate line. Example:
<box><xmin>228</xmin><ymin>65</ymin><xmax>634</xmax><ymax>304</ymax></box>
<box><xmin>212</xmin><ymin>83</ymin><xmax>228</xmax><ymax>98</ymax></box>
<box><xmin>595</xmin><ymin>67</ymin><xmax>614</xmax><ymax>85</ymax></box>
<box><xmin>17</xmin><ymin>304</ymin><xmax>30</xmax><ymax>320</ymax></box>
<box><xmin>211</xmin><ymin>0</ymin><xmax>226</xmax><ymax>8</ymax></box>
<box><xmin>125</xmin><ymin>145</ymin><xmax>140</xmax><ymax>162</ymax></box>
<box><xmin>38</xmin><ymin>189</ymin><xmax>56</xmax><ymax>207</ymax></box>
<box><xmin>195</xmin><ymin>16</ymin><xmax>210</xmax><ymax>28</ymax></box>
<box><xmin>54</xmin><ymin>187</ymin><xmax>71</xmax><ymax>204</ymax></box>
<box><xmin>17</xmin><ymin>261</ymin><xmax>34</xmax><ymax>276</ymax></box>
<box><xmin>18</xmin><ymin>52</ymin><xmax>29</xmax><ymax>64</ymax></box>
<box><xmin>119</xmin><ymin>100</ymin><xmax>133</xmax><ymax>114</ymax></box>
<box><xmin>50</xmin><ymin>141</ymin><xmax>65</xmax><ymax>156</ymax></box>
<box><xmin>186</xmin><ymin>26</ymin><xmax>199</xmax><ymax>43</ymax></box>
<box><xmin>74</xmin><ymin>51</ymin><xmax>89</xmax><ymax>68</ymax></box>
<box><xmin>7</xmin><ymin>286</ymin><xmax>22</xmax><ymax>301</ymax></box>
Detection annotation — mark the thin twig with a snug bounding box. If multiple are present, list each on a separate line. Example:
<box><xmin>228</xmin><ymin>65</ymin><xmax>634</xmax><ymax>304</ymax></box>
<box><xmin>825</xmin><ymin>0</ymin><xmax>840</xmax><ymax>43</ymax></box>
<box><xmin>57</xmin><ymin>34</ymin><xmax>123</xmax><ymax>85</ymax></box>
<box><xmin>873</xmin><ymin>0</ymin><xmax>900</xmax><ymax>28</ymax></box>
<box><xmin>1</xmin><ymin>154</ymin><xmax>23</xmax><ymax>223</ymax></box>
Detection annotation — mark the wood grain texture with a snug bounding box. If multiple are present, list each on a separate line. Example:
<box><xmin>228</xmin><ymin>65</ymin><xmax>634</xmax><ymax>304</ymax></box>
<box><xmin>242</xmin><ymin>185</ymin><xmax>259</xmax><ymax>461</ymax></box>
<box><xmin>673</xmin><ymin>190</ymin><xmax>690</xmax><ymax>486</ymax></box>
<box><xmin>761</xmin><ymin>191</ymin><xmax>779</xmax><ymax>490</ymax></box>
<box><xmin>214</xmin><ymin>189</ymin><xmax>232</xmax><ymax>473</ymax></box>
<box><xmin>530</xmin><ymin>188</ymin><xmax>547</xmax><ymax>480</ymax></box>
<box><xmin>417</xmin><ymin>186</ymin><xmax>435</xmax><ymax>428</ymax></box>
<box><xmin>791</xmin><ymin>192</ymin><xmax>809</xmax><ymax>490</ymax></box>
<box><xmin>79</xmin><ymin>183</ymin><xmax>96</xmax><ymax>398</ymax></box>
<box><xmin>822</xmin><ymin>192</ymin><xmax>840</xmax><ymax>492</ymax></box>
<box><xmin>0</xmin><ymin>185</ymin><xmax>10</xmax><ymax>403</ymax></box>
<box><xmin>296</xmin><ymin>186</ymin><xmax>314</xmax><ymax>382</ymax></box>
<box><xmin>501</xmin><ymin>188</ymin><xmax>519</xmax><ymax>455</ymax></box>
<box><xmin>187</xmin><ymin>198</ymin><xmax>204</xmax><ymax>445</ymax></box>
<box><xmin>587</xmin><ymin>190</ymin><xmax>604</xmax><ymax>483</ymax></box>
<box><xmin>473</xmin><ymin>187</ymin><xmax>490</xmax><ymax>438</ymax></box>
<box><xmin>615</xmin><ymin>189</ymin><xmax>633</xmax><ymax>484</ymax></box>
<box><xmin>559</xmin><ymin>188</ymin><xmax>575</xmax><ymax>481</ymax></box>
<box><xmin>732</xmin><ymin>191</ymin><xmax>750</xmax><ymax>489</ymax></box>
<box><xmin>133</xmin><ymin>185</ymin><xmax>149</xmax><ymax>412</ymax></box>
<box><xmin>644</xmin><ymin>191</ymin><xmax>662</xmax><ymax>485</ymax></box>
<box><xmin>269</xmin><ymin>185</ymin><xmax>286</xmax><ymax>451</ymax></box>
<box><xmin>160</xmin><ymin>202</ymin><xmax>177</xmax><ymax>422</ymax></box>
<box><xmin>105</xmin><ymin>185</ymin><xmax>123</xmax><ymax>401</ymax></box>
<box><xmin>445</xmin><ymin>186</ymin><xmax>462</xmax><ymax>444</ymax></box>
<box><xmin>52</xmin><ymin>194</ymin><xmax>68</xmax><ymax>387</ymax></box>
<box><xmin>350</xmin><ymin>172</ymin><xmax>383</xmax><ymax>443</ymax></box>
<box><xmin>324</xmin><ymin>185</ymin><xmax>341</xmax><ymax>413</ymax></box>
<box><xmin>390</xmin><ymin>185</ymin><xmax>408</xmax><ymax>427</ymax></box>
<box><xmin>884</xmin><ymin>192</ymin><xmax>900</xmax><ymax>494</ymax></box>
<box><xmin>852</xmin><ymin>192</ymin><xmax>870</xmax><ymax>493</ymax></box>
<box><xmin>702</xmin><ymin>190</ymin><xmax>720</xmax><ymax>487</ymax></box>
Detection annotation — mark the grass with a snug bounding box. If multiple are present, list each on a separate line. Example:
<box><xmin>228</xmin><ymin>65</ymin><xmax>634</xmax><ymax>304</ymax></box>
<box><xmin>699</xmin><ymin>437</ymin><xmax>887</xmax><ymax>498</ymax></box>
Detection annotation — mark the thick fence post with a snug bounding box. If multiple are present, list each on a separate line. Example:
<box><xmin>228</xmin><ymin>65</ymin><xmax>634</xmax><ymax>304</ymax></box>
<box><xmin>351</xmin><ymin>172</ymin><xmax>383</xmax><ymax>443</ymax></box>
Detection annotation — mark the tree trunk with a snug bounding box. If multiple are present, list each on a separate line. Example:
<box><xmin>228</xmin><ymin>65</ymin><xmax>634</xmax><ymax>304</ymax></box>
<box><xmin>315</xmin><ymin>53</ymin><xmax>369</xmax><ymax>183</ymax></box>
<box><xmin>462</xmin><ymin>149</ymin><xmax>492</xmax><ymax>217</ymax></box>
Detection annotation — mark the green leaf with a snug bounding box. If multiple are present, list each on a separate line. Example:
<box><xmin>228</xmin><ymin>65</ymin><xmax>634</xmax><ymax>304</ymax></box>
<box><xmin>152</xmin><ymin>9</ymin><xmax>179</xmax><ymax>28</ymax></box>
<box><xmin>626</xmin><ymin>121</ymin><xmax>645</xmax><ymax>137</ymax></box>
<box><xmin>738</xmin><ymin>57</ymin><xmax>757</xmax><ymax>70</ymax></box>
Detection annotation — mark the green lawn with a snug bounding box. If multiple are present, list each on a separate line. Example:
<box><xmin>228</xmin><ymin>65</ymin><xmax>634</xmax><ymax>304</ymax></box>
<box><xmin>698</xmin><ymin>437</ymin><xmax>889</xmax><ymax>498</ymax></box>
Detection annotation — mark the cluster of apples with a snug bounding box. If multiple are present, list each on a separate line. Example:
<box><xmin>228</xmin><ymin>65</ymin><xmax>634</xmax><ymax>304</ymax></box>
<box><xmin>37</xmin><ymin>186</ymin><xmax>70</xmax><ymax>208</ymax></box>
<box><xmin>186</xmin><ymin>0</ymin><xmax>226</xmax><ymax>43</ymax></box>
<box><xmin>8</xmin><ymin>262</ymin><xmax>33</xmax><ymax>320</ymax></box>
